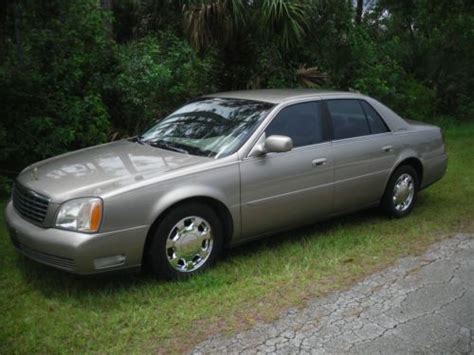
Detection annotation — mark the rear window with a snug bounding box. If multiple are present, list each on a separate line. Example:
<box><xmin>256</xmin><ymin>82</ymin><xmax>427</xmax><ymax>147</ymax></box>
<box><xmin>326</xmin><ymin>99</ymin><xmax>370</xmax><ymax>140</ymax></box>
<box><xmin>360</xmin><ymin>101</ymin><xmax>389</xmax><ymax>134</ymax></box>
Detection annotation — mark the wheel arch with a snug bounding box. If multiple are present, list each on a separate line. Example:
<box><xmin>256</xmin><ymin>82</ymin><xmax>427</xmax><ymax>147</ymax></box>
<box><xmin>386</xmin><ymin>156</ymin><xmax>424</xmax><ymax>192</ymax></box>
<box><xmin>142</xmin><ymin>195</ymin><xmax>234</xmax><ymax>264</ymax></box>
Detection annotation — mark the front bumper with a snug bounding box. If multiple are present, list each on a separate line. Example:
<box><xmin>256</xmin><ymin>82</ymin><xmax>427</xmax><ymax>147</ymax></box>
<box><xmin>5</xmin><ymin>201</ymin><xmax>149</xmax><ymax>274</ymax></box>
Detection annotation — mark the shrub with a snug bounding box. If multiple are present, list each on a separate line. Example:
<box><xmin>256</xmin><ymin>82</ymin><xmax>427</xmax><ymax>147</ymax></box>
<box><xmin>104</xmin><ymin>33</ymin><xmax>218</xmax><ymax>136</ymax></box>
<box><xmin>0</xmin><ymin>0</ymin><xmax>113</xmax><ymax>174</ymax></box>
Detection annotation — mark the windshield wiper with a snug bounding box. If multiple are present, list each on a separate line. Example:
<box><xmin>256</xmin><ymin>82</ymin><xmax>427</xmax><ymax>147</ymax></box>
<box><xmin>135</xmin><ymin>135</ymin><xmax>146</xmax><ymax>144</ymax></box>
<box><xmin>146</xmin><ymin>140</ymin><xmax>189</xmax><ymax>154</ymax></box>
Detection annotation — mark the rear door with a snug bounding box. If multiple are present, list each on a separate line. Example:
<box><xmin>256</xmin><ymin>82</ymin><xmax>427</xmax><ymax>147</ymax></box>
<box><xmin>239</xmin><ymin>101</ymin><xmax>334</xmax><ymax>239</ymax></box>
<box><xmin>325</xmin><ymin>99</ymin><xmax>399</xmax><ymax>213</ymax></box>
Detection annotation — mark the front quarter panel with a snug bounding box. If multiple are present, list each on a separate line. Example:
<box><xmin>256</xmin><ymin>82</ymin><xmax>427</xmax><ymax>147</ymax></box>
<box><xmin>99</xmin><ymin>159</ymin><xmax>241</xmax><ymax>241</ymax></box>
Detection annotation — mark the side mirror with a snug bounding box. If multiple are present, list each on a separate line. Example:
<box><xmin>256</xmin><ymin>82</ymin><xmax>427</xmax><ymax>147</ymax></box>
<box><xmin>265</xmin><ymin>135</ymin><xmax>293</xmax><ymax>153</ymax></box>
<box><xmin>249</xmin><ymin>134</ymin><xmax>293</xmax><ymax>157</ymax></box>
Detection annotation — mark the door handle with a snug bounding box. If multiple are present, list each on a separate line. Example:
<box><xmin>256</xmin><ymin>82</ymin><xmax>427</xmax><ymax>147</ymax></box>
<box><xmin>382</xmin><ymin>145</ymin><xmax>393</xmax><ymax>152</ymax></box>
<box><xmin>312</xmin><ymin>158</ymin><xmax>327</xmax><ymax>167</ymax></box>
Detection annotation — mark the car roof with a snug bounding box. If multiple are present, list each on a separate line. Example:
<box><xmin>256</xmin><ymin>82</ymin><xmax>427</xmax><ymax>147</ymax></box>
<box><xmin>205</xmin><ymin>89</ymin><xmax>360</xmax><ymax>104</ymax></box>
<box><xmin>205</xmin><ymin>88</ymin><xmax>410</xmax><ymax>132</ymax></box>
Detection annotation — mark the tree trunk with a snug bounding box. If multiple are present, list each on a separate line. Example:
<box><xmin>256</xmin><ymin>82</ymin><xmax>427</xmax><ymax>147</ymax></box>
<box><xmin>356</xmin><ymin>0</ymin><xmax>363</xmax><ymax>24</ymax></box>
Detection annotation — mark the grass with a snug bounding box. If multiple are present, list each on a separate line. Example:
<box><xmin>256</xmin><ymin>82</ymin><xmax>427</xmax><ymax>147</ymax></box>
<box><xmin>1</xmin><ymin>123</ymin><xmax>473</xmax><ymax>354</ymax></box>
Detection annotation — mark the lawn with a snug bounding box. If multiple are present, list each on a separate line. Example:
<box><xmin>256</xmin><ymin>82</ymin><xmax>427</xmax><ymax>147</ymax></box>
<box><xmin>1</xmin><ymin>123</ymin><xmax>473</xmax><ymax>354</ymax></box>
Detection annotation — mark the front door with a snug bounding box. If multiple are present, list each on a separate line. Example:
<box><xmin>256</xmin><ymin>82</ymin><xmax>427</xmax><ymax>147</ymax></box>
<box><xmin>239</xmin><ymin>101</ymin><xmax>334</xmax><ymax>239</ymax></box>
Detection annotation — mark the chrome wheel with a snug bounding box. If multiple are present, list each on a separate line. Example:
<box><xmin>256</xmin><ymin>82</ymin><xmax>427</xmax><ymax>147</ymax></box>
<box><xmin>392</xmin><ymin>173</ymin><xmax>415</xmax><ymax>212</ymax></box>
<box><xmin>166</xmin><ymin>216</ymin><xmax>213</xmax><ymax>272</ymax></box>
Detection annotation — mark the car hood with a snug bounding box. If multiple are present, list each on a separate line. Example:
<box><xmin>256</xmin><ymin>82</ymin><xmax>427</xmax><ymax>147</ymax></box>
<box><xmin>16</xmin><ymin>140</ymin><xmax>212</xmax><ymax>201</ymax></box>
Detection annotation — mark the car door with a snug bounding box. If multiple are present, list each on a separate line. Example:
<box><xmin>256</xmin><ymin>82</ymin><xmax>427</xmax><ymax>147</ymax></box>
<box><xmin>325</xmin><ymin>99</ymin><xmax>399</xmax><ymax>213</ymax></box>
<box><xmin>239</xmin><ymin>101</ymin><xmax>334</xmax><ymax>239</ymax></box>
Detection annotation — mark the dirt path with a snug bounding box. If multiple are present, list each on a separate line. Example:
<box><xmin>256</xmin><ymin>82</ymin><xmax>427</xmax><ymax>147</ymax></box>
<box><xmin>192</xmin><ymin>234</ymin><xmax>474</xmax><ymax>354</ymax></box>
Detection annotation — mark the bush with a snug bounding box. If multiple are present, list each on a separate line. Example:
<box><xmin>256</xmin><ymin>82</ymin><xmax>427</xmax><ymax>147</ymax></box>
<box><xmin>0</xmin><ymin>0</ymin><xmax>113</xmax><ymax>174</ymax></box>
<box><xmin>354</xmin><ymin>65</ymin><xmax>436</xmax><ymax>121</ymax></box>
<box><xmin>104</xmin><ymin>33</ymin><xmax>218</xmax><ymax>136</ymax></box>
<box><xmin>395</xmin><ymin>79</ymin><xmax>436</xmax><ymax>121</ymax></box>
<box><xmin>246</xmin><ymin>43</ymin><xmax>296</xmax><ymax>89</ymax></box>
<box><xmin>348</xmin><ymin>28</ymin><xmax>436</xmax><ymax>121</ymax></box>
<box><xmin>0</xmin><ymin>176</ymin><xmax>12</xmax><ymax>198</ymax></box>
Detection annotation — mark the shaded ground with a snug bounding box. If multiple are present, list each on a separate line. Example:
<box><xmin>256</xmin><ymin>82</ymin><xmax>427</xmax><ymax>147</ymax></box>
<box><xmin>192</xmin><ymin>234</ymin><xmax>474</xmax><ymax>354</ymax></box>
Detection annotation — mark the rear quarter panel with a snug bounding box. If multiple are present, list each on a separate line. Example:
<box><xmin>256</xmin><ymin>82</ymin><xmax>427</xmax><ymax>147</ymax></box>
<box><xmin>393</xmin><ymin>125</ymin><xmax>447</xmax><ymax>189</ymax></box>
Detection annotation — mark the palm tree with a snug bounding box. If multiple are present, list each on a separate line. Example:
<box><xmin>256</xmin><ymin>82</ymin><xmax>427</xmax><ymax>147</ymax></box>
<box><xmin>181</xmin><ymin>0</ymin><xmax>312</xmax><ymax>50</ymax></box>
<box><xmin>182</xmin><ymin>0</ymin><xmax>244</xmax><ymax>50</ymax></box>
<box><xmin>259</xmin><ymin>0</ymin><xmax>310</xmax><ymax>48</ymax></box>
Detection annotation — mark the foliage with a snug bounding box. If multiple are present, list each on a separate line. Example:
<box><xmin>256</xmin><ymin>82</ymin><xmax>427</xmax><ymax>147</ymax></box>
<box><xmin>104</xmin><ymin>33</ymin><xmax>217</xmax><ymax>135</ymax></box>
<box><xmin>182</xmin><ymin>0</ymin><xmax>245</xmax><ymax>51</ymax></box>
<box><xmin>0</xmin><ymin>0</ymin><xmax>112</xmax><ymax>184</ymax></box>
<box><xmin>370</xmin><ymin>0</ymin><xmax>474</xmax><ymax>119</ymax></box>
<box><xmin>0</xmin><ymin>0</ymin><xmax>473</xmax><ymax>188</ymax></box>
<box><xmin>0</xmin><ymin>176</ymin><xmax>12</xmax><ymax>198</ymax></box>
<box><xmin>259</xmin><ymin>0</ymin><xmax>311</xmax><ymax>48</ymax></box>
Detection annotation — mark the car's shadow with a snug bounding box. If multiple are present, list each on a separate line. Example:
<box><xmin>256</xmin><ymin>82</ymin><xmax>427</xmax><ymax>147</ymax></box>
<box><xmin>14</xmin><ymin>193</ymin><xmax>430</xmax><ymax>299</ymax></box>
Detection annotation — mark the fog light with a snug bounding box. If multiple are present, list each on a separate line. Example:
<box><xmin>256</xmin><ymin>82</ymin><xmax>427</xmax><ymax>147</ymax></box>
<box><xmin>94</xmin><ymin>255</ymin><xmax>126</xmax><ymax>270</ymax></box>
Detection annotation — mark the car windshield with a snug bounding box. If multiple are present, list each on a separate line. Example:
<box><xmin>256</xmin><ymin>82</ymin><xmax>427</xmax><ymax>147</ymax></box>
<box><xmin>139</xmin><ymin>98</ymin><xmax>274</xmax><ymax>158</ymax></box>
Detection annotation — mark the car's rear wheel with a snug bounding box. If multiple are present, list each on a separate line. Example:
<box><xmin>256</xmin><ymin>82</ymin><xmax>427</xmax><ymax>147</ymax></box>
<box><xmin>147</xmin><ymin>202</ymin><xmax>223</xmax><ymax>280</ymax></box>
<box><xmin>382</xmin><ymin>165</ymin><xmax>419</xmax><ymax>218</ymax></box>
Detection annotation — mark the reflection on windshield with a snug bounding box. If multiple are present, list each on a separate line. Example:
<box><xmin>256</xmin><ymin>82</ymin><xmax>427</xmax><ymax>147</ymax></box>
<box><xmin>140</xmin><ymin>98</ymin><xmax>274</xmax><ymax>158</ymax></box>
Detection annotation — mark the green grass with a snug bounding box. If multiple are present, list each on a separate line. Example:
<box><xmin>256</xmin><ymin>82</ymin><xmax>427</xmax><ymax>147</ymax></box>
<box><xmin>1</xmin><ymin>123</ymin><xmax>473</xmax><ymax>354</ymax></box>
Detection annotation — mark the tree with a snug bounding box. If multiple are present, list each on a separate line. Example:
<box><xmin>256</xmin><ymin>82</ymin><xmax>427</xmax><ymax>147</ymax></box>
<box><xmin>180</xmin><ymin>0</ymin><xmax>312</xmax><ymax>50</ymax></box>
<box><xmin>356</xmin><ymin>0</ymin><xmax>363</xmax><ymax>23</ymax></box>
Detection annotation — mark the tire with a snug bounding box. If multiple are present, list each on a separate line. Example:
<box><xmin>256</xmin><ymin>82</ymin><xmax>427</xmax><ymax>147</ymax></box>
<box><xmin>147</xmin><ymin>202</ymin><xmax>223</xmax><ymax>280</ymax></box>
<box><xmin>382</xmin><ymin>165</ymin><xmax>419</xmax><ymax>218</ymax></box>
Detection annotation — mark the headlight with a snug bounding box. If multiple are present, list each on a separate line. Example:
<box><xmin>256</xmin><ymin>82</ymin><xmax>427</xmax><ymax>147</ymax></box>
<box><xmin>55</xmin><ymin>198</ymin><xmax>103</xmax><ymax>233</ymax></box>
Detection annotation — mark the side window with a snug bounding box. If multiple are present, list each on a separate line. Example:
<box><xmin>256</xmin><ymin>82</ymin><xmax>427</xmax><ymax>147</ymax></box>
<box><xmin>265</xmin><ymin>102</ymin><xmax>327</xmax><ymax>148</ymax></box>
<box><xmin>326</xmin><ymin>99</ymin><xmax>370</xmax><ymax>140</ymax></box>
<box><xmin>360</xmin><ymin>101</ymin><xmax>389</xmax><ymax>134</ymax></box>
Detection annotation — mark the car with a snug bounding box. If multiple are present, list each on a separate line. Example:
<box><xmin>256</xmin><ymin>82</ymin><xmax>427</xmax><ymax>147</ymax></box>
<box><xmin>5</xmin><ymin>89</ymin><xmax>448</xmax><ymax>279</ymax></box>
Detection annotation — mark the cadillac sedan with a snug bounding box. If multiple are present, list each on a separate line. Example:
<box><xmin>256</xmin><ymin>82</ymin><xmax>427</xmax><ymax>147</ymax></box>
<box><xmin>5</xmin><ymin>90</ymin><xmax>447</xmax><ymax>279</ymax></box>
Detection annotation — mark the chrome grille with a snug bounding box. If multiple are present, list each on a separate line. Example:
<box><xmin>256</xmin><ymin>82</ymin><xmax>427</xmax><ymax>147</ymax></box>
<box><xmin>12</xmin><ymin>183</ymin><xmax>50</xmax><ymax>223</ymax></box>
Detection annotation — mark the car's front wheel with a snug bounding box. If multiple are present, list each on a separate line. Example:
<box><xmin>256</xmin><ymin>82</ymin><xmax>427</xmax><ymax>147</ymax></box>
<box><xmin>382</xmin><ymin>165</ymin><xmax>419</xmax><ymax>218</ymax></box>
<box><xmin>147</xmin><ymin>202</ymin><xmax>223</xmax><ymax>280</ymax></box>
